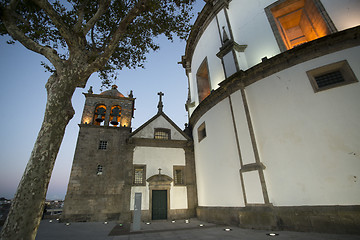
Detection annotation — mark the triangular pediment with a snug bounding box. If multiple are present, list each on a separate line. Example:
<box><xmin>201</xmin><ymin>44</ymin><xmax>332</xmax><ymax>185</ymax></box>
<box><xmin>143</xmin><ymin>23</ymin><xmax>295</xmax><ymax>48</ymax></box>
<box><xmin>130</xmin><ymin>112</ymin><xmax>190</xmax><ymax>141</ymax></box>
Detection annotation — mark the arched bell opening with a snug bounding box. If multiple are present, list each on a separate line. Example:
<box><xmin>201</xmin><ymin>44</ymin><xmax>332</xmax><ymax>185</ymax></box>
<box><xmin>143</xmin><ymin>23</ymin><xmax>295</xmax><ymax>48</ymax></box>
<box><xmin>94</xmin><ymin>104</ymin><xmax>106</xmax><ymax>126</ymax></box>
<box><xmin>109</xmin><ymin>105</ymin><xmax>121</xmax><ymax>127</ymax></box>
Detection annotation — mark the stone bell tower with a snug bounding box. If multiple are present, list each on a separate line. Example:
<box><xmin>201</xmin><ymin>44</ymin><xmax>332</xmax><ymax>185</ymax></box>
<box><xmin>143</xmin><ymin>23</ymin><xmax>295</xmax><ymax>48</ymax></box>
<box><xmin>62</xmin><ymin>85</ymin><xmax>135</xmax><ymax>222</ymax></box>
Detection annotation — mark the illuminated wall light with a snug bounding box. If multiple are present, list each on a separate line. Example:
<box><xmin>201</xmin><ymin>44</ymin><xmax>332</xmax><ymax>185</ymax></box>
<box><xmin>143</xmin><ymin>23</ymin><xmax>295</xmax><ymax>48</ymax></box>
<box><xmin>49</xmin><ymin>220</ymin><xmax>53</xmax><ymax>223</ymax></box>
<box><xmin>146</xmin><ymin>222</ymin><xmax>151</xmax><ymax>225</ymax></box>
<box><xmin>199</xmin><ymin>224</ymin><xmax>204</xmax><ymax>227</ymax></box>
<box><xmin>185</xmin><ymin>219</ymin><xmax>189</xmax><ymax>224</ymax></box>
<box><xmin>104</xmin><ymin>221</ymin><xmax>108</xmax><ymax>224</ymax></box>
<box><xmin>171</xmin><ymin>220</ymin><xmax>176</xmax><ymax>223</ymax></box>
<box><xmin>224</xmin><ymin>228</ymin><xmax>232</xmax><ymax>231</ymax></box>
<box><xmin>65</xmin><ymin>222</ymin><xmax>71</xmax><ymax>226</ymax></box>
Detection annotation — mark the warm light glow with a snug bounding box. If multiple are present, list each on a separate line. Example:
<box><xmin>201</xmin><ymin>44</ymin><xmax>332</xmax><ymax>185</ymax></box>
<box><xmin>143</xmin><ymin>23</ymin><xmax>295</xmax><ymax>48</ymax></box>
<box><xmin>82</xmin><ymin>117</ymin><xmax>91</xmax><ymax>125</ymax></box>
<box><xmin>120</xmin><ymin>117</ymin><xmax>129</xmax><ymax>127</ymax></box>
<box><xmin>271</xmin><ymin>0</ymin><xmax>330</xmax><ymax>49</ymax></box>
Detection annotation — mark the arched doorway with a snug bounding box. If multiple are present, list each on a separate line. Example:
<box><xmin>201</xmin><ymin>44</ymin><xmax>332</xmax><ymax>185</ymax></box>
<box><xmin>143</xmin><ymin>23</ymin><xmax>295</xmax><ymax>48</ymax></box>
<box><xmin>147</xmin><ymin>174</ymin><xmax>172</xmax><ymax>220</ymax></box>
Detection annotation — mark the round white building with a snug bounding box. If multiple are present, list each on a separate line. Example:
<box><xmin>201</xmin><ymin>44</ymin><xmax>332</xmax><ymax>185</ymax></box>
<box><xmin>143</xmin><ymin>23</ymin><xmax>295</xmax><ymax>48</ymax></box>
<box><xmin>181</xmin><ymin>0</ymin><xmax>360</xmax><ymax>233</ymax></box>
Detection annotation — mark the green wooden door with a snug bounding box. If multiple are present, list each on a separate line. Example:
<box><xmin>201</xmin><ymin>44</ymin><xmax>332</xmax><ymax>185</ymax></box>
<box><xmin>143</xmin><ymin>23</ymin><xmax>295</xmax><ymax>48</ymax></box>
<box><xmin>152</xmin><ymin>190</ymin><xmax>167</xmax><ymax>220</ymax></box>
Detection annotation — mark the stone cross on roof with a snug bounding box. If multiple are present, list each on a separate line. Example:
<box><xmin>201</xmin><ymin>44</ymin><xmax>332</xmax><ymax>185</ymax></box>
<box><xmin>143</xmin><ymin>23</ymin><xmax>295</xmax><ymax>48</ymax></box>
<box><xmin>157</xmin><ymin>92</ymin><xmax>164</xmax><ymax>113</ymax></box>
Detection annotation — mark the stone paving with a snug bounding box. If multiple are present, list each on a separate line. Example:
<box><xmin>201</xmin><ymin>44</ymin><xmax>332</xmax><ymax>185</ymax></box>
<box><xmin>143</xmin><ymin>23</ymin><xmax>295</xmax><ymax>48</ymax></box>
<box><xmin>35</xmin><ymin>218</ymin><xmax>360</xmax><ymax>240</ymax></box>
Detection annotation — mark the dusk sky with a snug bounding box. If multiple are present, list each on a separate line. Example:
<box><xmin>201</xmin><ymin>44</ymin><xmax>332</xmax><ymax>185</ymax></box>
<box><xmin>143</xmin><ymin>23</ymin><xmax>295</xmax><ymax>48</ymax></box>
<box><xmin>0</xmin><ymin>1</ymin><xmax>205</xmax><ymax>200</ymax></box>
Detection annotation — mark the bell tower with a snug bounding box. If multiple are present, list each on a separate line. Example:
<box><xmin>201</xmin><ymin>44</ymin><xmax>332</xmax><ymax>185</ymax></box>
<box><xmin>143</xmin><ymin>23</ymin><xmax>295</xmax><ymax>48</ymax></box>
<box><xmin>80</xmin><ymin>84</ymin><xmax>134</xmax><ymax>127</ymax></box>
<box><xmin>62</xmin><ymin>85</ymin><xmax>135</xmax><ymax>222</ymax></box>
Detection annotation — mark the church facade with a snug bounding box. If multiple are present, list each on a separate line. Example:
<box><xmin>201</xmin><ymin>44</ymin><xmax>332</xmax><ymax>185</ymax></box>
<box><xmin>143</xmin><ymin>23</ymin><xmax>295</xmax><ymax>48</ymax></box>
<box><xmin>62</xmin><ymin>87</ymin><xmax>197</xmax><ymax>222</ymax></box>
<box><xmin>63</xmin><ymin>0</ymin><xmax>360</xmax><ymax>234</ymax></box>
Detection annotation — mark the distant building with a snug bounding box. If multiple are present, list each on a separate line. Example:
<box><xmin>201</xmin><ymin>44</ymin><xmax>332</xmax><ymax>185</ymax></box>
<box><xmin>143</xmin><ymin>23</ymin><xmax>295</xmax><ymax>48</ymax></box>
<box><xmin>63</xmin><ymin>0</ymin><xmax>360</xmax><ymax>234</ymax></box>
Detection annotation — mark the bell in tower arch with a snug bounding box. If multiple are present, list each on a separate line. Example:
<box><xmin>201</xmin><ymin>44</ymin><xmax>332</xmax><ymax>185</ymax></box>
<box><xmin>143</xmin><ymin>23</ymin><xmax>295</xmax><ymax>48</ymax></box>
<box><xmin>94</xmin><ymin>106</ymin><xmax>106</xmax><ymax>123</ymax></box>
<box><xmin>110</xmin><ymin>106</ymin><xmax>121</xmax><ymax>126</ymax></box>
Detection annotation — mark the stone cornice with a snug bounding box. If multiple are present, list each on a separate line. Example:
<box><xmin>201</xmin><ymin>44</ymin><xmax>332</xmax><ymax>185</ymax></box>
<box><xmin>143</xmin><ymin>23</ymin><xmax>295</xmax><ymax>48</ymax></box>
<box><xmin>127</xmin><ymin>138</ymin><xmax>192</xmax><ymax>149</ymax></box>
<box><xmin>83</xmin><ymin>92</ymin><xmax>135</xmax><ymax>101</ymax></box>
<box><xmin>189</xmin><ymin>26</ymin><xmax>360</xmax><ymax>127</ymax></box>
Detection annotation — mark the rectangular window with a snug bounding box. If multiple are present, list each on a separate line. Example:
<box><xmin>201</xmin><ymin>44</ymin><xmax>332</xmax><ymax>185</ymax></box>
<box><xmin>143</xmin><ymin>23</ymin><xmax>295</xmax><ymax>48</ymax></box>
<box><xmin>154</xmin><ymin>128</ymin><xmax>171</xmax><ymax>140</ymax></box>
<box><xmin>98</xmin><ymin>140</ymin><xmax>107</xmax><ymax>150</ymax></box>
<box><xmin>306</xmin><ymin>60</ymin><xmax>358</xmax><ymax>92</ymax></box>
<box><xmin>265</xmin><ymin>0</ymin><xmax>336</xmax><ymax>51</ymax></box>
<box><xmin>197</xmin><ymin>122</ymin><xmax>207</xmax><ymax>142</ymax></box>
<box><xmin>173</xmin><ymin>166</ymin><xmax>185</xmax><ymax>186</ymax></box>
<box><xmin>133</xmin><ymin>165</ymin><xmax>146</xmax><ymax>186</ymax></box>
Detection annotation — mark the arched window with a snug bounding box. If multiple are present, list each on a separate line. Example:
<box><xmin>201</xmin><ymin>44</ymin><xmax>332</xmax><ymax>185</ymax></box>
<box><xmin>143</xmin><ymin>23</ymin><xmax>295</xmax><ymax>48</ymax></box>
<box><xmin>110</xmin><ymin>105</ymin><xmax>121</xmax><ymax>126</ymax></box>
<box><xmin>94</xmin><ymin>105</ymin><xmax>106</xmax><ymax>126</ymax></box>
<box><xmin>196</xmin><ymin>58</ymin><xmax>211</xmax><ymax>103</ymax></box>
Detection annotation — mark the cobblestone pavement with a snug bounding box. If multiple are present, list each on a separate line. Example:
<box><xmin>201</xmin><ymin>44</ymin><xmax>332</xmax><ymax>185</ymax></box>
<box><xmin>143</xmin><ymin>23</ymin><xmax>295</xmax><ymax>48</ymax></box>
<box><xmin>35</xmin><ymin>219</ymin><xmax>360</xmax><ymax>240</ymax></box>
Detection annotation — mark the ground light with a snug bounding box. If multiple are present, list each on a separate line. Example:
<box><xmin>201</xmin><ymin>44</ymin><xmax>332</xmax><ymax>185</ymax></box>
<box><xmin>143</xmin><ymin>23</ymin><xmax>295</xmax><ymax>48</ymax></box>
<box><xmin>65</xmin><ymin>223</ymin><xmax>71</xmax><ymax>226</ymax></box>
<box><xmin>171</xmin><ymin>220</ymin><xmax>176</xmax><ymax>223</ymax></box>
<box><xmin>49</xmin><ymin>220</ymin><xmax>52</xmax><ymax>223</ymax></box>
<box><xmin>266</xmin><ymin>233</ymin><xmax>279</xmax><ymax>236</ymax></box>
<box><xmin>199</xmin><ymin>224</ymin><xmax>204</xmax><ymax>227</ymax></box>
<box><xmin>146</xmin><ymin>222</ymin><xmax>151</xmax><ymax>225</ymax></box>
<box><xmin>185</xmin><ymin>220</ymin><xmax>189</xmax><ymax>224</ymax></box>
<box><xmin>224</xmin><ymin>228</ymin><xmax>232</xmax><ymax>231</ymax></box>
<box><xmin>104</xmin><ymin>221</ymin><xmax>108</xmax><ymax>224</ymax></box>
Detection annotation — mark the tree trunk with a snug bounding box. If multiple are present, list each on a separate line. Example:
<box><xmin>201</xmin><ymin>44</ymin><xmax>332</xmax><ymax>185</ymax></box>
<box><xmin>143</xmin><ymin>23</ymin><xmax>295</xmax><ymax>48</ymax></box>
<box><xmin>0</xmin><ymin>73</ymin><xmax>77</xmax><ymax>240</ymax></box>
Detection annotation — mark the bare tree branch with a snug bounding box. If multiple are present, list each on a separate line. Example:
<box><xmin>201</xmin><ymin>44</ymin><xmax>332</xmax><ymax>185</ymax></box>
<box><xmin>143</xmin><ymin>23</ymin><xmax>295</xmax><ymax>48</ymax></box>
<box><xmin>82</xmin><ymin>0</ymin><xmax>111</xmax><ymax>35</ymax></box>
<box><xmin>2</xmin><ymin>5</ymin><xmax>63</xmax><ymax>69</ymax></box>
<box><xmin>74</xmin><ymin>2</ymin><xmax>86</xmax><ymax>32</ymax></box>
<box><xmin>9</xmin><ymin>0</ymin><xmax>21</xmax><ymax>10</ymax></box>
<box><xmin>88</xmin><ymin>0</ymin><xmax>150</xmax><ymax>71</ymax></box>
<box><xmin>30</xmin><ymin>0</ymin><xmax>75</xmax><ymax>48</ymax></box>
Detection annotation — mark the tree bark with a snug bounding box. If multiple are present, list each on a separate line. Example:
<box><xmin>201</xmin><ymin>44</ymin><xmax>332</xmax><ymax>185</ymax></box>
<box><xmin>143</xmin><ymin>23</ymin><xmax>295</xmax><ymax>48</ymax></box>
<box><xmin>0</xmin><ymin>73</ymin><xmax>77</xmax><ymax>240</ymax></box>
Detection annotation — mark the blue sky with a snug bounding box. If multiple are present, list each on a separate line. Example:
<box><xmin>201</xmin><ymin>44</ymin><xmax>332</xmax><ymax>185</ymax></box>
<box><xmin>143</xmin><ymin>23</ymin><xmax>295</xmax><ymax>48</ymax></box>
<box><xmin>0</xmin><ymin>1</ymin><xmax>205</xmax><ymax>200</ymax></box>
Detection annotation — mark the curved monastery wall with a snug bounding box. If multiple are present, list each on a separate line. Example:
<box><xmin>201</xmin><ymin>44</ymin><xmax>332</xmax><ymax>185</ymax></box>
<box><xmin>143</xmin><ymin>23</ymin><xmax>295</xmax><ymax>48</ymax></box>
<box><xmin>246</xmin><ymin>47</ymin><xmax>360</xmax><ymax>206</ymax></box>
<box><xmin>193</xmin><ymin>98</ymin><xmax>245</xmax><ymax>207</ymax></box>
<box><xmin>188</xmin><ymin>0</ymin><xmax>360</xmax><ymax>113</ymax></box>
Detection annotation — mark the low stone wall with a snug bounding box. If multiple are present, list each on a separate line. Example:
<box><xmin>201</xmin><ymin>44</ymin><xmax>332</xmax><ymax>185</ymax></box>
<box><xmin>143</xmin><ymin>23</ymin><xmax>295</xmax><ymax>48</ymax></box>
<box><xmin>197</xmin><ymin>205</ymin><xmax>360</xmax><ymax>234</ymax></box>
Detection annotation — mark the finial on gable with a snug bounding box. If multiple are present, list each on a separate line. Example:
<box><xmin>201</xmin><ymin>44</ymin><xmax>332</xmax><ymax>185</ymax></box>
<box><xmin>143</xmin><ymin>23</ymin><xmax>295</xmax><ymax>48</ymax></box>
<box><xmin>157</xmin><ymin>92</ymin><xmax>164</xmax><ymax>113</ymax></box>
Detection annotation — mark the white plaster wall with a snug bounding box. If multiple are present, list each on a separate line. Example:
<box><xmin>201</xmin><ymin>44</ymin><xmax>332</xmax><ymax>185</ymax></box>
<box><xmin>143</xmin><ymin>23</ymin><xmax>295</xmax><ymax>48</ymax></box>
<box><xmin>131</xmin><ymin>147</ymin><xmax>188</xmax><ymax>210</ymax></box>
<box><xmin>243</xmin><ymin>171</ymin><xmax>265</xmax><ymax>204</ymax></box>
<box><xmin>132</xmin><ymin>115</ymin><xmax>186</xmax><ymax>140</ymax></box>
<box><xmin>227</xmin><ymin>0</ymin><xmax>281</xmax><ymax>68</ymax></box>
<box><xmin>191</xmin><ymin>19</ymin><xmax>225</xmax><ymax>106</ymax></box>
<box><xmin>223</xmin><ymin>52</ymin><xmax>237</xmax><ymax>77</ymax></box>
<box><xmin>245</xmin><ymin>47</ymin><xmax>360</xmax><ymax>206</ymax></box>
<box><xmin>188</xmin><ymin>0</ymin><xmax>360</xmax><ymax>113</ymax></box>
<box><xmin>230</xmin><ymin>91</ymin><xmax>257</xmax><ymax>165</ymax></box>
<box><xmin>217</xmin><ymin>9</ymin><xmax>230</xmax><ymax>41</ymax></box>
<box><xmin>193</xmin><ymin>98</ymin><xmax>245</xmax><ymax>207</ymax></box>
<box><xmin>322</xmin><ymin>0</ymin><xmax>360</xmax><ymax>31</ymax></box>
<box><xmin>170</xmin><ymin>185</ymin><xmax>188</xmax><ymax>209</ymax></box>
